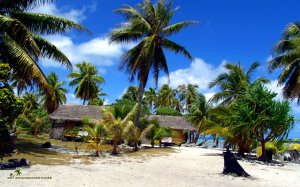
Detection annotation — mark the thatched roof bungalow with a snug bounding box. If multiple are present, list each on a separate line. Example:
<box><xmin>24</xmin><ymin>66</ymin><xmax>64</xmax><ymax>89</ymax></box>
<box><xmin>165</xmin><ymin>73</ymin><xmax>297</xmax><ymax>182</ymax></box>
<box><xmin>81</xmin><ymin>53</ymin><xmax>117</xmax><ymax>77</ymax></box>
<box><xmin>49</xmin><ymin>105</ymin><xmax>103</xmax><ymax>139</ymax></box>
<box><xmin>146</xmin><ymin>115</ymin><xmax>196</xmax><ymax>143</ymax></box>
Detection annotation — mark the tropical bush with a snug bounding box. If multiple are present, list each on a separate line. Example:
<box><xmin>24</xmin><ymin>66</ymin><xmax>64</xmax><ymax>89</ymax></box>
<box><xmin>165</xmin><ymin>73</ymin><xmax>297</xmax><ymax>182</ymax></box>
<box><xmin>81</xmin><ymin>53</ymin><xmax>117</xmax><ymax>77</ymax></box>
<box><xmin>289</xmin><ymin>144</ymin><xmax>300</xmax><ymax>151</ymax></box>
<box><xmin>156</xmin><ymin>107</ymin><xmax>182</xmax><ymax>116</ymax></box>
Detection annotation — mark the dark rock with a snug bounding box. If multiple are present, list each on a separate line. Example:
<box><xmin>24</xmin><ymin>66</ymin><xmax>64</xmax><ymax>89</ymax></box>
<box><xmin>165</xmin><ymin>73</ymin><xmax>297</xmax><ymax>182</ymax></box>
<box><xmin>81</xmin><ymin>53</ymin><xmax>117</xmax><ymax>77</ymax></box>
<box><xmin>223</xmin><ymin>148</ymin><xmax>250</xmax><ymax>177</ymax></box>
<box><xmin>8</xmin><ymin>159</ymin><xmax>21</xmax><ymax>167</ymax></box>
<box><xmin>42</xmin><ymin>142</ymin><xmax>51</xmax><ymax>148</ymax></box>
<box><xmin>20</xmin><ymin>158</ymin><xmax>30</xmax><ymax>166</ymax></box>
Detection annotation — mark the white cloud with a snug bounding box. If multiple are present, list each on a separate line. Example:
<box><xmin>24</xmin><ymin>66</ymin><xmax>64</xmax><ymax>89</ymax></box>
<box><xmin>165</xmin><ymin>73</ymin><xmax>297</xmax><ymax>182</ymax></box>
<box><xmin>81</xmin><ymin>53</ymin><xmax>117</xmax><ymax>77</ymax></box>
<box><xmin>32</xmin><ymin>2</ymin><xmax>97</xmax><ymax>23</ymax></box>
<box><xmin>40</xmin><ymin>35</ymin><xmax>132</xmax><ymax>73</ymax></box>
<box><xmin>158</xmin><ymin>58</ymin><xmax>227</xmax><ymax>97</ymax></box>
<box><xmin>265</xmin><ymin>80</ymin><xmax>284</xmax><ymax>101</ymax></box>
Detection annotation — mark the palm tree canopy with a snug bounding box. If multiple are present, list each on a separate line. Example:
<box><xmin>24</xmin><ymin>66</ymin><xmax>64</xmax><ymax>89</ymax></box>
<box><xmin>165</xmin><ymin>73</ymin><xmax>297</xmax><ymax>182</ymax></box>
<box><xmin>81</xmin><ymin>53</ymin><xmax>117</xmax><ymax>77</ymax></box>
<box><xmin>109</xmin><ymin>0</ymin><xmax>197</xmax><ymax>87</ymax></box>
<box><xmin>268</xmin><ymin>22</ymin><xmax>300</xmax><ymax>104</ymax></box>
<box><xmin>0</xmin><ymin>0</ymin><xmax>88</xmax><ymax>108</ymax></box>
<box><xmin>40</xmin><ymin>72</ymin><xmax>67</xmax><ymax>113</ymax></box>
<box><xmin>68</xmin><ymin>61</ymin><xmax>105</xmax><ymax>105</ymax></box>
<box><xmin>209</xmin><ymin>62</ymin><xmax>269</xmax><ymax>105</ymax></box>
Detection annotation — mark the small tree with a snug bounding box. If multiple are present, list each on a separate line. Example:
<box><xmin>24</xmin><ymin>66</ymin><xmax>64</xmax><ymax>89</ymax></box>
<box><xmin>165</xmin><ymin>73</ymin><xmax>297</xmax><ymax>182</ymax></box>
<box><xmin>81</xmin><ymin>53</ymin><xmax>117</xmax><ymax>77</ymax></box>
<box><xmin>82</xmin><ymin>117</ymin><xmax>107</xmax><ymax>157</ymax></box>
<box><xmin>232</xmin><ymin>83</ymin><xmax>294</xmax><ymax>162</ymax></box>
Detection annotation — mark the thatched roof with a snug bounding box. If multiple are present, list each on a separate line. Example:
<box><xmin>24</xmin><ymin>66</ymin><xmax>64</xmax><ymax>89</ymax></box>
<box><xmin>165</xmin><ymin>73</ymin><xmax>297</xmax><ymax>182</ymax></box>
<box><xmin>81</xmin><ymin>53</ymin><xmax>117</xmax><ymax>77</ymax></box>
<box><xmin>146</xmin><ymin>115</ymin><xmax>196</xmax><ymax>131</ymax></box>
<box><xmin>50</xmin><ymin>105</ymin><xmax>103</xmax><ymax>122</ymax></box>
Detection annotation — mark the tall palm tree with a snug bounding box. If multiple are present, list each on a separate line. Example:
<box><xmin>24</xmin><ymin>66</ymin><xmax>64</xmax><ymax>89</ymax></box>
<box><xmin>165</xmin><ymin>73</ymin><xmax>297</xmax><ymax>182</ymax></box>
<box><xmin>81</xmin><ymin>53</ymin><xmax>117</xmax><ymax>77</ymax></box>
<box><xmin>68</xmin><ymin>61</ymin><xmax>105</xmax><ymax>105</ymax></box>
<box><xmin>178</xmin><ymin>84</ymin><xmax>198</xmax><ymax>113</ymax></box>
<box><xmin>209</xmin><ymin>62</ymin><xmax>268</xmax><ymax>105</ymax></box>
<box><xmin>0</xmin><ymin>0</ymin><xmax>88</xmax><ymax>101</ymax></box>
<box><xmin>88</xmin><ymin>89</ymin><xmax>107</xmax><ymax>106</ymax></box>
<box><xmin>109</xmin><ymin>0</ymin><xmax>196</xmax><ymax>127</ymax></box>
<box><xmin>144</xmin><ymin>87</ymin><xmax>157</xmax><ymax>113</ymax></box>
<box><xmin>40</xmin><ymin>72</ymin><xmax>67</xmax><ymax>113</ymax></box>
<box><xmin>268</xmin><ymin>22</ymin><xmax>300</xmax><ymax>104</ymax></box>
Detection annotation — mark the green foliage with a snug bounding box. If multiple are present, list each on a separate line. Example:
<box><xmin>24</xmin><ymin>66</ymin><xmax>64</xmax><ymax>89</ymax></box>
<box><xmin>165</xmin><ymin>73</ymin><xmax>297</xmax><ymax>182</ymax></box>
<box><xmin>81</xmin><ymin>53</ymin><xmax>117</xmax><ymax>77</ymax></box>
<box><xmin>289</xmin><ymin>144</ymin><xmax>300</xmax><ymax>151</ymax></box>
<box><xmin>16</xmin><ymin>108</ymin><xmax>51</xmax><ymax>136</ymax></box>
<box><xmin>112</xmin><ymin>99</ymin><xmax>150</xmax><ymax>119</ymax></box>
<box><xmin>68</xmin><ymin>61</ymin><xmax>105</xmax><ymax>105</ymax></box>
<box><xmin>256</xmin><ymin>142</ymin><xmax>279</xmax><ymax>156</ymax></box>
<box><xmin>156</xmin><ymin>107</ymin><xmax>182</xmax><ymax>116</ymax></box>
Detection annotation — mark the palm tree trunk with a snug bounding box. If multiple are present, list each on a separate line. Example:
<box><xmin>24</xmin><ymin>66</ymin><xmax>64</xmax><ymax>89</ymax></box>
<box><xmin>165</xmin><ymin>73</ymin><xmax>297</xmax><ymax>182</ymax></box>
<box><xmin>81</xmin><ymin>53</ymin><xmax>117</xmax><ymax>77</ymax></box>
<box><xmin>134</xmin><ymin>81</ymin><xmax>144</xmax><ymax>128</ymax></box>
<box><xmin>193</xmin><ymin>128</ymin><xmax>201</xmax><ymax>143</ymax></box>
<box><xmin>112</xmin><ymin>137</ymin><xmax>118</xmax><ymax>155</ymax></box>
<box><xmin>260</xmin><ymin>140</ymin><xmax>267</xmax><ymax>162</ymax></box>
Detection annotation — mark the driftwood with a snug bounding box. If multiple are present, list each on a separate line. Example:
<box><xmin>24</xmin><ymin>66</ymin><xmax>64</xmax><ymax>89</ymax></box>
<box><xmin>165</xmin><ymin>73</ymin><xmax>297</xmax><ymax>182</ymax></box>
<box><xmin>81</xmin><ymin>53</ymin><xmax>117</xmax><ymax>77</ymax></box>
<box><xmin>223</xmin><ymin>148</ymin><xmax>250</xmax><ymax>177</ymax></box>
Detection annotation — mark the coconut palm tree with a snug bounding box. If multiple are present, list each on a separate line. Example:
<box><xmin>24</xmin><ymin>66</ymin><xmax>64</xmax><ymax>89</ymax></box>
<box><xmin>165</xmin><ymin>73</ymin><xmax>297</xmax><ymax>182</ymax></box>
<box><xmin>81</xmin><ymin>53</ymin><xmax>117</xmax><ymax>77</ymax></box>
<box><xmin>122</xmin><ymin>86</ymin><xmax>139</xmax><ymax>101</ymax></box>
<box><xmin>268</xmin><ymin>22</ymin><xmax>300</xmax><ymax>104</ymax></box>
<box><xmin>157</xmin><ymin>84</ymin><xmax>176</xmax><ymax>108</ymax></box>
<box><xmin>109</xmin><ymin>0</ymin><xmax>196</xmax><ymax>128</ymax></box>
<box><xmin>101</xmin><ymin>104</ymin><xmax>138</xmax><ymax>154</ymax></box>
<box><xmin>209</xmin><ymin>62</ymin><xmax>268</xmax><ymax>105</ymax></box>
<box><xmin>144</xmin><ymin>87</ymin><xmax>157</xmax><ymax>113</ymax></box>
<box><xmin>0</xmin><ymin>0</ymin><xmax>88</xmax><ymax>100</ymax></box>
<box><xmin>82</xmin><ymin>117</ymin><xmax>107</xmax><ymax>157</ymax></box>
<box><xmin>40</xmin><ymin>72</ymin><xmax>67</xmax><ymax>113</ymax></box>
<box><xmin>88</xmin><ymin>89</ymin><xmax>107</xmax><ymax>106</ymax></box>
<box><xmin>178</xmin><ymin>84</ymin><xmax>198</xmax><ymax>113</ymax></box>
<box><xmin>140</xmin><ymin>120</ymin><xmax>172</xmax><ymax>147</ymax></box>
<box><xmin>22</xmin><ymin>92</ymin><xmax>40</xmax><ymax>112</ymax></box>
<box><xmin>188</xmin><ymin>93</ymin><xmax>215</xmax><ymax>143</ymax></box>
<box><xmin>68</xmin><ymin>61</ymin><xmax>105</xmax><ymax>105</ymax></box>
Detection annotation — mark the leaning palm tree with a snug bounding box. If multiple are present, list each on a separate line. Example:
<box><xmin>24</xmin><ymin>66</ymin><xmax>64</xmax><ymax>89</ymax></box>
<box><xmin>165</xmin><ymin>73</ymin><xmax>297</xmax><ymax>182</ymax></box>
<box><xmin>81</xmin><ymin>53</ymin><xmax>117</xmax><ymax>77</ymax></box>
<box><xmin>40</xmin><ymin>72</ymin><xmax>67</xmax><ymax>113</ymax></box>
<box><xmin>268</xmin><ymin>22</ymin><xmax>300</xmax><ymax>104</ymax></box>
<box><xmin>68</xmin><ymin>61</ymin><xmax>105</xmax><ymax>105</ymax></box>
<box><xmin>109</xmin><ymin>0</ymin><xmax>196</xmax><ymax>128</ymax></box>
<box><xmin>0</xmin><ymin>0</ymin><xmax>88</xmax><ymax>101</ymax></box>
<box><xmin>209</xmin><ymin>62</ymin><xmax>268</xmax><ymax>105</ymax></box>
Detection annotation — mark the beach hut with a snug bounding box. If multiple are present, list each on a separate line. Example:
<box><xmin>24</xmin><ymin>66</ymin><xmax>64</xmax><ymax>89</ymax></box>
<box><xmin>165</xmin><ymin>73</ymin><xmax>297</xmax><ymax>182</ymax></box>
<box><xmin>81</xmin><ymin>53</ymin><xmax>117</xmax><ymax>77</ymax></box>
<box><xmin>146</xmin><ymin>115</ymin><xmax>196</xmax><ymax>144</ymax></box>
<box><xmin>49</xmin><ymin>105</ymin><xmax>103</xmax><ymax>140</ymax></box>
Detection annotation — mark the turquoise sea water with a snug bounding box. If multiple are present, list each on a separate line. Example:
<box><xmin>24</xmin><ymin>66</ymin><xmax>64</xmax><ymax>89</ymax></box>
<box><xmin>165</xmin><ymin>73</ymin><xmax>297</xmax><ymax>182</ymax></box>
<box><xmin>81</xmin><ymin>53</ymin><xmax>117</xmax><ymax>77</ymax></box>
<box><xmin>196</xmin><ymin>137</ymin><xmax>225</xmax><ymax>148</ymax></box>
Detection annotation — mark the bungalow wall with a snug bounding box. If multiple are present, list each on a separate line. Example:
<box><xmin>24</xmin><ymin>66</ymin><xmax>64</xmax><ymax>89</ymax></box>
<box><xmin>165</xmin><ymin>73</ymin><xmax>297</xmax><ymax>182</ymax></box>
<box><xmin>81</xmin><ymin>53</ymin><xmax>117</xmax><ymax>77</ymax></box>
<box><xmin>171</xmin><ymin>129</ymin><xmax>187</xmax><ymax>143</ymax></box>
<box><xmin>50</xmin><ymin>120</ymin><xmax>77</xmax><ymax>140</ymax></box>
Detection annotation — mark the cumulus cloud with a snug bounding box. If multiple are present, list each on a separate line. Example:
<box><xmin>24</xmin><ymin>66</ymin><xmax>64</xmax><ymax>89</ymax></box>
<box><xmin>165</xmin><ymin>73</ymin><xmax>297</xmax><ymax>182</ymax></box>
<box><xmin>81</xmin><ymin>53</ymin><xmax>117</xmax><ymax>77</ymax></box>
<box><xmin>32</xmin><ymin>2</ymin><xmax>97</xmax><ymax>23</ymax></box>
<box><xmin>40</xmin><ymin>35</ymin><xmax>133</xmax><ymax>72</ymax></box>
<box><xmin>158</xmin><ymin>58</ymin><xmax>227</xmax><ymax>96</ymax></box>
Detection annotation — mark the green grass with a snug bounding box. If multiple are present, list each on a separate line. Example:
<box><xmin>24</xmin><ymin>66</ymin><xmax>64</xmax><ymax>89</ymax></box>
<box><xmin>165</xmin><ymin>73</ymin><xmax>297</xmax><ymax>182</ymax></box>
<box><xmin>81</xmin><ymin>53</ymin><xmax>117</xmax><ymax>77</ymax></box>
<box><xmin>2</xmin><ymin>135</ymin><xmax>175</xmax><ymax>166</ymax></box>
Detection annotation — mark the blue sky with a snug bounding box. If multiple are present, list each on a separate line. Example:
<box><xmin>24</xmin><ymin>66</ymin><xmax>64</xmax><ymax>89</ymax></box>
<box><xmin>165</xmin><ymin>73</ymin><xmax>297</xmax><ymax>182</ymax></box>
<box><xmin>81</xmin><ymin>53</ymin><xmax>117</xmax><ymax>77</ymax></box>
<box><xmin>33</xmin><ymin>0</ymin><xmax>300</xmax><ymax>138</ymax></box>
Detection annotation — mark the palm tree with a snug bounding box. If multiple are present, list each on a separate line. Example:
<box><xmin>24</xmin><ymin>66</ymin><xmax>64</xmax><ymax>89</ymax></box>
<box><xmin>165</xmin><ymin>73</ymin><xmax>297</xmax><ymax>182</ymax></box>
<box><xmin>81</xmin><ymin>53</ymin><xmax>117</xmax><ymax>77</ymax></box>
<box><xmin>144</xmin><ymin>87</ymin><xmax>157</xmax><ymax>113</ymax></box>
<box><xmin>122</xmin><ymin>86</ymin><xmax>139</xmax><ymax>101</ymax></box>
<box><xmin>101</xmin><ymin>104</ymin><xmax>138</xmax><ymax>154</ymax></box>
<box><xmin>209</xmin><ymin>62</ymin><xmax>268</xmax><ymax>105</ymax></box>
<box><xmin>157</xmin><ymin>84</ymin><xmax>176</xmax><ymax>108</ymax></box>
<box><xmin>88</xmin><ymin>89</ymin><xmax>107</xmax><ymax>106</ymax></box>
<box><xmin>140</xmin><ymin>120</ymin><xmax>172</xmax><ymax>147</ymax></box>
<box><xmin>68</xmin><ymin>61</ymin><xmax>104</xmax><ymax>105</ymax></box>
<box><xmin>22</xmin><ymin>92</ymin><xmax>40</xmax><ymax>112</ymax></box>
<box><xmin>268</xmin><ymin>22</ymin><xmax>300</xmax><ymax>104</ymax></box>
<box><xmin>109</xmin><ymin>0</ymin><xmax>196</xmax><ymax>128</ymax></box>
<box><xmin>188</xmin><ymin>93</ymin><xmax>215</xmax><ymax>143</ymax></box>
<box><xmin>178</xmin><ymin>84</ymin><xmax>198</xmax><ymax>113</ymax></box>
<box><xmin>82</xmin><ymin>117</ymin><xmax>107</xmax><ymax>157</ymax></box>
<box><xmin>0</xmin><ymin>0</ymin><xmax>88</xmax><ymax>101</ymax></box>
<box><xmin>40</xmin><ymin>72</ymin><xmax>67</xmax><ymax>113</ymax></box>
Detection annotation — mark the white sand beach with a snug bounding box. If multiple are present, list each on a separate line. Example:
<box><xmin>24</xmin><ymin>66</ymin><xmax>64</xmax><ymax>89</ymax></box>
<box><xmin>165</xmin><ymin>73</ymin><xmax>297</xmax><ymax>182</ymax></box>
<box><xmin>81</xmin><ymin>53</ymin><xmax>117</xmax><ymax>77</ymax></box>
<box><xmin>1</xmin><ymin>147</ymin><xmax>300</xmax><ymax>187</ymax></box>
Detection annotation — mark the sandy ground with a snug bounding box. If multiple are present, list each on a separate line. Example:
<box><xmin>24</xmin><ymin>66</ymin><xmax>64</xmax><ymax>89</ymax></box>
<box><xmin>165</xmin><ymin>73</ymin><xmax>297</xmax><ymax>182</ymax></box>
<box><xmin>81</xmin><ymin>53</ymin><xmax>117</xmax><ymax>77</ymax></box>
<box><xmin>1</xmin><ymin>147</ymin><xmax>300</xmax><ymax>187</ymax></box>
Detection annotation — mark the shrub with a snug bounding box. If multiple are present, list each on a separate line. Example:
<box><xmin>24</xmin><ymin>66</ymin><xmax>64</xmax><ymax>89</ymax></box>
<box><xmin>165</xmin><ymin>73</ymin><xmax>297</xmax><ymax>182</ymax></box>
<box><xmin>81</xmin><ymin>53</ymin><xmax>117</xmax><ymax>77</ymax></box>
<box><xmin>156</xmin><ymin>107</ymin><xmax>182</xmax><ymax>116</ymax></box>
